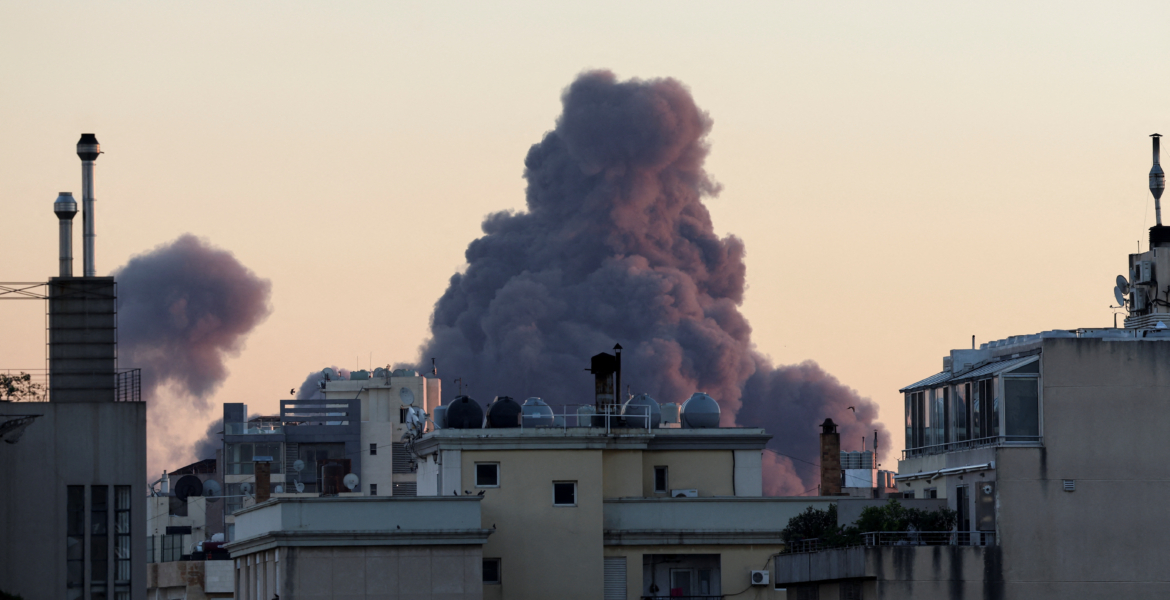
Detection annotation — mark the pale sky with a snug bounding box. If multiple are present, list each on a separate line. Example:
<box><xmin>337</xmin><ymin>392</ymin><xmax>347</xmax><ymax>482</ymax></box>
<box><xmin>2</xmin><ymin>1</ymin><xmax>1166</xmax><ymax>463</ymax></box>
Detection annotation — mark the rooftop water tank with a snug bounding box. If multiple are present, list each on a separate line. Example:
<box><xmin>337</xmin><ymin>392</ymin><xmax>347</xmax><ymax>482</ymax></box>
<box><xmin>486</xmin><ymin>396</ymin><xmax>521</xmax><ymax>428</ymax></box>
<box><xmin>432</xmin><ymin>405</ymin><xmax>449</xmax><ymax>429</ymax></box>
<box><xmin>680</xmin><ymin>392</ymin><xmax>720</xmax><ymax>429</ymax></box>
<box><xmin>521</xmin><ymin>397</ymin><xmax>555</xmax><ymax>428</ymax></box>
<box><xmin>574</xmin><ymin>405</ymin><xmax>596</xmax><ymax>427</ymax></box>
<box><xmin>622</xmin><ymin>393</ymin><xmax>661</xmax><ymax>429</ymax></box>
<box><xmin>446</xmin><ymin>396</ymin><xmax>483</xmax><ymax>429</ymax></box>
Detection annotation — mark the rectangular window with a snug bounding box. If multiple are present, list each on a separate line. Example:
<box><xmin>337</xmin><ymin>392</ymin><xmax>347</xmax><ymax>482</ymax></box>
<box><xmin>953</xmin><ymin>383</ymin><xmax>969</xmax><ymax>442</ymax></box>
<box><xmin>990</xmin><ymin>376</ymin><xmax>1001</xmax><ymax>438</ymax></box>
<box><xmin>1005</xmin><ymin>378</ymin><xmax>1039</xmax><ymax>438</ymax></box>
<box><xmin>483</xmin><ymin>558</ymin><xmax>501</xmax><ymax>584</ymax></box>
<box><xmin>67</xmin><ymin>485</ymin><xmax>85</xmax><ymax>597</ymax></box>
<box><xmin>115</xmin><ymin>486</ymin><xmax>131</xmax><ymax>583</ymax></box>
<box><xmin>146</xmin><ymin>535</ymin><xmax>155</xmax><ymax>564</ymax></box>
<box><xmin>904</xmin><ymin>392</ymin><xmax>912</xmax><ymax>450</ymax></box>
<box><xmin>162</xmin><ymin>534</ymin><xmax>182</xmax><ymax>562</ymax></box>
<box><xmin>399</xmin><ymin>408</ymin><xmax>408</xmax><ymax>423</ymax></box>
<box><xmin>476</xmin><ymin>463</ymin><xmax>500</xmax><ymax>487</ymax></box>
<box><xmin>553</xmin><ymin>481</ymin><xmax>576</xmax><ymax>506</ymax></box>
<box><xmin>91</xmin><ymin>485</ymin><xmax>109</xmax><ymax>588</ymax></box>
<box><xmin>654</xmin><ymin>466</ymin><xmax>668</xmax><ymax>493</ymax></box>
<box><xmin>369</xmin><ymin>443</ymin><xmax>377</xmax><ymax>456</ymax></box>
<box><xmin>226</xmin><ymin>442</ymin><xmax>255</xmax><ymax>475</ymax></box>
<box><xmin>370</xmin><ymin>484</ymin><xmax>377</xmax><ymax>496</ymax></box>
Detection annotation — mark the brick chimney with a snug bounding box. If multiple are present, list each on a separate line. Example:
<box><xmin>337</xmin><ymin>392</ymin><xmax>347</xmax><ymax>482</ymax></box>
<box><xmin>255</xmin><ymin>460</ymin><xmax>271</xmax><ymax>503</ymax></box>
<box><xmin>819</xmin><ymin>418</ymin><xmax>842</xmax><ymax>496</ymax></box>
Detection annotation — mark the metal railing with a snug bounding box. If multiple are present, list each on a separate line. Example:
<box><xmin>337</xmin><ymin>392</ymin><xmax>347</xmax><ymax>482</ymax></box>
<box><xmin>786</xmin><ymin>530</ymin><xmax>995</xmax><ymax>554</ymax></box>
<box><xmin>0</xmin><ymin>368</ymin><xmax>141</xmax><ymax>402</ymax></box>
<box><xmin>902</xmin><ymin>435</ymin><xmax>1041</xmax><ymax>458</ymax></box>
<box><xmin>641</xmin><ymin>596</ymin><xmax>721</xmax><ymax>600</ymax></box>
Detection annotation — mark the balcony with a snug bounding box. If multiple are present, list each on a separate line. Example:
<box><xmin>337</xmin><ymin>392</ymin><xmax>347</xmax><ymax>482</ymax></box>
<box><xmin>0</xmin><ymin>368</ymin><xmax>141</xmax><ymax>402</ymax></box>
<box><xmin>902</xmin><ymin>434</ymin><xmax>1041</xmax><ymax>459</ymax></box>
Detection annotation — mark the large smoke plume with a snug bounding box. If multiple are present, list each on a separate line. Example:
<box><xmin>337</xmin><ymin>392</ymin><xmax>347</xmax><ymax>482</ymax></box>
<box><xmin>115</xmin><ymin>234</ymin><xmax>272</xmax><ymax>473</ymax></box>
<box><xmin>419</xmin><ymin>71</ymin><xmax>888</xmax><ymax>494</ymax></box>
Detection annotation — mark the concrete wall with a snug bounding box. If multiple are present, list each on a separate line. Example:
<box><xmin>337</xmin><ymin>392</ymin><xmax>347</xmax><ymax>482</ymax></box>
<box><xmin>233</xmin><ymin>496</ymin><xmax>483</xmax><ymax>541</ymax></box>
<box><xmin>640</xmin><ymin>449</ymin><xmax>734</xmax><ymax>497</ymax></box>
<box><xmin>268</xmin><ymin>545</ymin><xmax>481</xmax><ymax>600</ymax></box>
<box><xmin>146</xmin><ymin>560</ymin><xmax>234</xmax><ymax>599</ymax></box>
<box><xmin>605</xmin><ymin>497</ymin><xmax>836</xmax><ymax>534</ymax></box>
<box><xmin>774</xmin><ymin>546</ymin><xmax>993</xmax><ymax>599</ymax></box>
<box><xmin>463</xmin><ymin>448</ymin><xmax>604</xmax><ymax>600</ymax></box>
<box><xmin>0</xmin><ymin>401</ymin><xmax>147</xmax><ymax>600</ymax></box>
<box><xmin>989</xmin><ymin>338</ymin><xmax>1170</xmax><ymax>597</ymax></box>
<box><xmin>603</xmin><ymin>449</ymin><xmax>642</xmax><ymax>498</ymax></box>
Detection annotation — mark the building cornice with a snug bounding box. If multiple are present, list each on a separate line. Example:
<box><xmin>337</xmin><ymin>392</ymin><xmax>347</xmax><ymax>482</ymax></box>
<box><xmin>413</xmin><ymin>429</ymin><xmax>770</xmax><ymax>455</ymax></box>
<box><xmin>224</xmin><ymin>528</ymin><xmax>493</xmax><ymax>556</ymax></box>
<box><xmin>604</xmin><ymin>529</ymin><xmax>787</xmax><ymax>546</ymax></box>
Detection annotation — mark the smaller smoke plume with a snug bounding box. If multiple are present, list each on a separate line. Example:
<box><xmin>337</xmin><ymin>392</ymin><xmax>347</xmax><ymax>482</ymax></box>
<box><xmin>191</xmin><ymin>418</ymin><xmax>224</xmax><ymax>461</ymax></box>
<box><xmin>116</xmin><ymin>234</ymin><xmax>272</xmax><ymax>475</ymax></box>
<box><xmin>294</xmin><ymin>367</ymin><xmax>349</xmax><ymax>400</ymax></box>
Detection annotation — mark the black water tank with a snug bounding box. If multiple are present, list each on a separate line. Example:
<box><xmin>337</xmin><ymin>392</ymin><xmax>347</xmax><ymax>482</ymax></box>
<box><xmin>1151</xmin><ymin>225</ymin><xmax>1170</xmax><ymax>249</ymax></box>
<box><xmin>446</xmin><ymin>395</ymin><xmax>484</xmax><ymax>429</ymax></box>
<box><xmin>487</xmin><ymin>396</ymin><xmax>522</xmax><ymax>428</ymax></box>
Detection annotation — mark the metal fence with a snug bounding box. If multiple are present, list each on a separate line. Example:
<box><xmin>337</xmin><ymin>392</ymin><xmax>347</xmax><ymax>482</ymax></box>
<box><xmin>0</xmin><ymin>368</ymin><xmax>141</xmax><ymax>402</ymax></box>
<box><xmin>785</xmin><ymin>530</ymin><xmax>996</xmax><ymax>554</ymax></box>
<box><xmin>902</xmin><ymin>435</ymin><xmax>1041</xmax><ymax>458</ymax></box>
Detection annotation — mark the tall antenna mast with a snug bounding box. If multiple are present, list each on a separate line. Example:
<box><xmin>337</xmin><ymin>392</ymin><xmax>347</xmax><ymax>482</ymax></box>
<box><xmin>1151</xmin><ymin>133</ymin><xmax>1164</xmax><ymax>227</ymax></box>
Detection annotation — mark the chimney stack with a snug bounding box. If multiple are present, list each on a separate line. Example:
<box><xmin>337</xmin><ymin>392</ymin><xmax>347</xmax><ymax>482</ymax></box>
<box><xmin>76</xmin><ymin>134</ymin><xmax>100</xmax><ymax>277</ymax></box>
<box><xmin>53</xmin><ymin>193</ymin><xmax>77</xmax><ymax>277</ymax></box>
<box><xmin>819</xmin><ymin>418</ymin><xmax>842</xmax><ymax>496</ymax></box>
<box><xmin>255</xmin><ymin>459</ymin><xmax>272</xmax><ymax>503</ymax></box>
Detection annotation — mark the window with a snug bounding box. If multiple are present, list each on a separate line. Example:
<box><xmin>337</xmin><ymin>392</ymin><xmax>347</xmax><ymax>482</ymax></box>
<box><xmin>92</xmin><ymin>485</ymin><xmax>109</xmax><ymax>591</ymax></box>
<box><xmin>1005</xmin><ymin>378</ymin><xmax>1039</xmax><ymax>438</ymax></box>
<box><xmin>162</xmin><ymin>534</ymin><xmax>182</xmax><ymax>562</ymax></box>
<box><xmin>115</xmin><ymin>486</ymin><xmax>130</xmax><ymax>583</ymax></box>
<box><xmin>400</xmin><ymin>408</ymin><xmax>408</xmax><ymax>423</ymax></box>
<box><xmin>146</xmin><ymin>535</ymin><xmax>155</xmax><ymax>564</ymax></box>
<box><xmin>369</xmin><ymin>443</ymin><xmax>377</xmax><ymax>456</ymax></box>
<box><xmin>925</xmin><ymin>488</ymin><xmax>938</xmax><ymax>499</ymax></box>
<box><xmin>370</xmin><ymin>484</ymin><xmax>377</xmax><ymax>496</ymax></box>
<box><xmin>67</xmin><ymin>486</ymin><xmax>85</xmax><ymax>598</ymax></box>
<box><xmin>654</xmin><ymin>466</ymin><xmax>668</xmax><ymax>493</ymax></box>
<box><xmin>553</xmin><ymin>481</ymin><xmax>576</xmax><ymax>506</ymax></box>
<box><xmin>476</xmin><ymin>463</ymin><xmax>499</xmax><ymax>487</ymax></box>
<box><xmin>483</xmin><ymin>558</ymin><xmax>501</xmax><ymax>584</ymax></box>
<box><xmin>226</xmin><ymin>442</ymin><xmax>283</xmax><ymax>474</ymax></box>
<box><xmin>840</xmin><ymin>580</ymin><xmax>862</xmax><ymax>600</ymax></box>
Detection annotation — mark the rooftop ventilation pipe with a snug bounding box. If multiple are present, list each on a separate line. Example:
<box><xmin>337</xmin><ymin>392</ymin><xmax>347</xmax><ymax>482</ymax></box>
<box><xmin>76</xmin><ymin>134</ymin><xmax>101</xmax><ymax>277</ymax></box>
<box><xmin>53</xmin><ymin>192</ymin><xmax>77</xmax><ymax>277</ymax></box>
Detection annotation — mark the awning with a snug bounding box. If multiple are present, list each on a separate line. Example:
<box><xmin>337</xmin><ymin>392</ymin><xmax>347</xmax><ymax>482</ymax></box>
<box><xmin>899</xmin><ymin>355</ymin><xmax>1038</xmax><ymax>393</ymax></box>
<box><xmin>894</xmin><ymin>461</ymin><xmax>995</xmax><ymax>482</ymax></box>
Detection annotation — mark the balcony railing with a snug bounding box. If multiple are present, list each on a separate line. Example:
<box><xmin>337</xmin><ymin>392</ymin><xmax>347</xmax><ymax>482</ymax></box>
<box><xmin>902</xmin><ymin>435</ymin><xmax>1041</xmax><ymax>458</ymax></box>
<box><xmin>0</xmin><ymin>368</ymin><xmax>141</xmax><ymax>402</ymax></box>
<box><xmin>785</xmin><ymin>531</ymin><xmax>995</xmax><ymax>554</ymax></box>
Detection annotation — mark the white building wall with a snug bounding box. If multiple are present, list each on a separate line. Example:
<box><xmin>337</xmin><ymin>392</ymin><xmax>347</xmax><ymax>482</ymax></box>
<box><xmin>732</xmin><ymin>449</ymin><xmax>763</xmax><ymax>496</ymax></box>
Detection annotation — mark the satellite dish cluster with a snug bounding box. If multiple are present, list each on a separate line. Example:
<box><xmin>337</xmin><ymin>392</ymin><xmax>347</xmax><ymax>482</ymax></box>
<box><xmin>1115</xmin><ymin>274</ymin><xmax>1130</xmax><ymax>309</ymax></box>
<box><xmin>173</xmin><ymin>475</ymin><xmax>222</xmax><ymax>503</ymax></box>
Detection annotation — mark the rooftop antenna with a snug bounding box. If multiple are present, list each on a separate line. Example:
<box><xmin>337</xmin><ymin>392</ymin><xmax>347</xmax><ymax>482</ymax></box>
<box><xmin>1151</xmin><ymin>134</ymin><xmax>1164</xmax><ymax>227</ymax></box>
<box><xmin>76</xmin><ymin>134</ymin><xmax>101</xmax><ymax>277</ymax></box>
<box><xmin>454</xmin><ymin>377</ymin><xmax>465</xmax><ymax>396</ymax></box>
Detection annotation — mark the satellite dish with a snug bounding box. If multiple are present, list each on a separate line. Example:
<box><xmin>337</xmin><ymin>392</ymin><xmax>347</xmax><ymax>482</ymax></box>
<box><xmin>293</xmin><ymin>459</ymin><xmax>305</xmax><ymax>473</ymax></box>
<box><xmin>1115</xmin><ymin>286</ymin><xmax>1126</xmax><ymax>307</ymax></box>
<box><xmin>373</xmin><ymin>367</ymin><xmax>388</xmax><ymax>378</ymax></box>
<box><xmin>240</xmin><ymin>482</ymin><xmax>254</xmax><ymax>496</ymax></box>
<box><xmin>343</xmin><ymin>473</ymin><xmax>360</xmax><ymax>491</ymax></box>
<box><xmin>322</xmin><ymin>367</ymin><xmax>336</xmax><ymax>381</ymax></box>
<box><xmin>273</xmin><ymin>485</ymin><xmax>284</xmax><ymax>494</ymax></box>
<box><xmin>294</xmin><ymin>481</ymin><xmax>305</xmax><ymax>493</ymax></box>
<box><xmin>203</xmin><ymin>479</ymin><xmax>222</xmax><ymax>502</ymax></box>
<box><xmin>174</xmin><ymin>475</ymin><xmax>203</xmax><ymax>502</ymax></box>
<box><xmin>1117</xmin><ymin>275</ymin><xmax>1130</xmax><ymax>295</ymax></box>
<box><xmin>400</xmin><ymin>387</ymin><xmax>415</xmax><ymax>406</ymax></box>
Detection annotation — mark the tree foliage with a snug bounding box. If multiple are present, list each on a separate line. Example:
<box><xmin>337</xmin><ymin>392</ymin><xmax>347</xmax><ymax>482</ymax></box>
<box><xmin>781</xmin><ymin>499</ymin><xmax>959</xmax><ymax>551</ymax></box>
<box><xmin>0</xmin><ymin>372</ymin><xmax>45</xmax><ymax>402</ymax></box>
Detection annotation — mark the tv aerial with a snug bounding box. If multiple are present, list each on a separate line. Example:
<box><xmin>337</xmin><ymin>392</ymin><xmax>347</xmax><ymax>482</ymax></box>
<box><xmin>343</xmin><ymin>473</ymin><xmax>360</xmax><ymax>491</ymax></box>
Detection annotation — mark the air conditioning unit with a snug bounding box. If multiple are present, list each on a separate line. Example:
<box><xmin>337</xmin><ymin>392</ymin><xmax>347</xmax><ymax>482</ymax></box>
<box><xmin>751</xmin><ymin>570</ymin><xmax>770</xmax><ymax>585</ymax></box>
<box><xmin>671</xmin><ymin>489</ymin><xmax>698</xmax><ymax>498</ymax></box>
<box><xmin>1135</xmin><ymin>261</ymin><xmax>1155</xmax><ymax>285</ymax></box>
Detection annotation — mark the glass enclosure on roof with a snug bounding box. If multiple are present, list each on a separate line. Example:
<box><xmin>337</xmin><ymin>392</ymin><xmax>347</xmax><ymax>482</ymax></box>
<box><xmin>903</xmin><ymin>357</ymin><xmax>1040</xmax><ymax>456</ymax></box>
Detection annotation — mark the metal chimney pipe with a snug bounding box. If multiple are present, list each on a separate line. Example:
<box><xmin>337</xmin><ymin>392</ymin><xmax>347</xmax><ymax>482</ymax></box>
<box><xmin>76</xmin><ymin>134</ymin><xmax>101</xmax><ymax>277</ymax></box>
<box><xmin>53</xmin><ymin>192</ymin><xmax>77</xmax><ymax>277</ymax></box>
<box><xmin>1151</xmin><ymin>134</ymin><xmax>1164</xmax><ymax>227</ymax></box>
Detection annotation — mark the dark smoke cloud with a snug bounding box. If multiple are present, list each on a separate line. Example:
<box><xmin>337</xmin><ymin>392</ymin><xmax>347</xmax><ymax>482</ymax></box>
<box><xmin>114</xmin><ymin>234</ymin><xmax>272</xmax><ymax>473</ymax></box>
<box><xmin>191</xmin><ymin>418</ymin><xmax>224</xmax><ymax>461</ymax></box>
<box><xmin>418</xmin><ymin>71</ymin><xmax>888</xmax><ymax>494</ymax></box>
<box><xmin>295</xmin><ymin>367</ymin><xmax>349</xmax><ymax>400</ymax></box>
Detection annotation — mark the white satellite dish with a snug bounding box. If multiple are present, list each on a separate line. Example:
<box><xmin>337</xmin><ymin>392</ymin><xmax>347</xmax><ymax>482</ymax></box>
<box><xmin>239</xmin><ymin>482</ymin><xmax>254</xmax><ymax>496</ymax></box>
<box><xmin>1115</xmin><ymin>286</ymin><xmax>1126</xmax><ymax>307</ymax></box>
<box><xmin>343</xmin><ymin>473</ymin><xmax>360</xmax><ymax>491</ymax></box>
<box><xmin>1117</xmin><ymin>275</ymin><xmax>1130</xmax><ymax>295</ymax></box>
<box><xmin>273</xmin><ymin>485</ymin><xmax>284</xmax><ymax>494</ymax></box>
<box><xmin>400</xmin><ymin>387</ymin><xmax>415</xmax><ymax>406</ymax></box>
<box><xmin>294</xmin><ymin>481</ymin><xmax>305</xmax><ymax>493</ymax></box>
<box><xmin>293</xmin><ymin>459</ymin><xmax>305</xmax><ymax>473</ymax></box>
<box><xmin>203</xmin><ymin>479</ymin><xmax>222</xmax><ymax>503</ymax></box>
